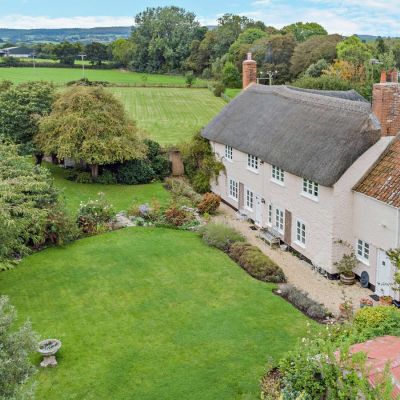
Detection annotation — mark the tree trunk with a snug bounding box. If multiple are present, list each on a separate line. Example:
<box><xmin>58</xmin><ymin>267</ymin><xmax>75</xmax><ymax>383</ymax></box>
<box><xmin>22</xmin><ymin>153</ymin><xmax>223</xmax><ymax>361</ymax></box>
<box><xmin>90</xmin><ymin>164</ymin><xmax>99</xmax><ymax>178</ymax></box>
<box><xmin>51</xmin><ymin>153</ymin><xmax>59</xmax><ymax>164</ymax></box>
<box><xmin>35</xmin><ymin>153</ymin><xmax>44</xmax><ymax>165</ymax></box>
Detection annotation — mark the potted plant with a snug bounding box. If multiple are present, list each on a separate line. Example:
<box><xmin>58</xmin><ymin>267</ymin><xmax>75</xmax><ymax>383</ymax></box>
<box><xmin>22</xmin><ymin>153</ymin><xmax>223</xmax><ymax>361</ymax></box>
<box><xmin>360</xmin><ymin>297</ymin><xmax>373</xmax><ymax>308</ymax></box>
<box><xmin>379</xmin><ymin>295</ymin><xmax>393</xmax><ymax>306</ymax></box>
<box><xmin>335</xmin><ymin>252</ymin><xmax>357</xmax><ymax>285</ymax></box>
<box><xmin>339</xmin><ymin>301</ymin><xmax>353</xmax><ymax>320</ymax></box>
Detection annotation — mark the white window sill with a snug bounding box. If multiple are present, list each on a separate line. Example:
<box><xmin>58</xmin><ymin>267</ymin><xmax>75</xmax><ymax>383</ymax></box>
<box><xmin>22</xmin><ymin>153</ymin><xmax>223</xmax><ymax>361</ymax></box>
<box><xmin>247</xmin><ymin>167</ymin><xmax>259</xmax><ymax>174</ymax></box>
<box><xmin>275</xmin><ymin>228</ymin><xmax>284</xmax><ymax>235</ymax></box>
<box><xmin>245</xmin><ymin>206</ymin><xmax>253</xmax><ymax>212</ymax></box>
<box><xmin>294</xmin><ymin>240</ymin><xmax>306</xmax><ymax>249</ymax></box>
<box><xmin>271</xmin><ymin>178</ymin><xmax>285</xmax><ymax>187</ymax></box>
<box><xmin>224</xmin><ymin>158</ymin><xmax>233</xmax><ymax>163</ymax></box>
<box><xmin>229</xmin><ymin>196</ymin><xmax>238</xmax><ymax>202</ymax></box>
<box><xmin>301</xmin><ymin>192</ymin><xmax>319</xmax><ymax>203</ymax></box>
<box><xmin>357</xmin><ymin>256</ymin><xmax>369</xmax><ymax>266</ymax></box>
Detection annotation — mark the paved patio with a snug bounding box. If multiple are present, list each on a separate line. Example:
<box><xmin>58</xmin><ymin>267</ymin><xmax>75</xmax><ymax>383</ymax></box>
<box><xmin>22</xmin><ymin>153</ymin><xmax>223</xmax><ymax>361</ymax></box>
<box><xmin>212</xmin><ymin>203</ymin><xmax>373</xmax><ymax>316</ymax></box>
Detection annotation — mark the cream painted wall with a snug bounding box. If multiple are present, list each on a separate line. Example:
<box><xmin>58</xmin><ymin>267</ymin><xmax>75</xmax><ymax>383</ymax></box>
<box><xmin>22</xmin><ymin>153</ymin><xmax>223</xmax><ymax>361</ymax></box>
<box><xmin>210</xmin><ymin>137</ymin><xmax>395</xmax><ymax>278</ymax></box>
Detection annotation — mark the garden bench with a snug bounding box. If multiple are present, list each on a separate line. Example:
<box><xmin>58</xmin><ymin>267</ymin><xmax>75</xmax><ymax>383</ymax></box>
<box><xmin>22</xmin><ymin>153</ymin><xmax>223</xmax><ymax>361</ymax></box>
<box><xmin>258</xmin><ymin>227</ymin><xmax>281</xmax><ymax>248</ymax></box>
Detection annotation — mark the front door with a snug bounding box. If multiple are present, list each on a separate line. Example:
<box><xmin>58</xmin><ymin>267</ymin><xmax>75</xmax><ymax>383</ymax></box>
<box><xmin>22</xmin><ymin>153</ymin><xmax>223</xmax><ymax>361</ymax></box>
<box><xmin>376</xmin><ymin>249</ymin><xmax>394</xmax><ymax>297</ymax></box>
<box><xmin>254</xmin><ymin>195</ymin><xmax>262</xmax><ymax>227</ymax></box>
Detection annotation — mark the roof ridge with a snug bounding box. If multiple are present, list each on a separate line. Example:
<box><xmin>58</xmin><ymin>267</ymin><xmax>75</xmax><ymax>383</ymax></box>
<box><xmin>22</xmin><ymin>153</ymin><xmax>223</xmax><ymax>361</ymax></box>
<box><xmin>276</xmin><ymin>86</ymin><xmax>371</xmax><ymax>115</ymax></box>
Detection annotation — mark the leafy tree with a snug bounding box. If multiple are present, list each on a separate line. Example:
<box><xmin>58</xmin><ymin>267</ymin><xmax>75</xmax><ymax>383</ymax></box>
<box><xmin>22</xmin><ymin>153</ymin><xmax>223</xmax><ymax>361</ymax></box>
<box><xmin>305</xmin><ymin>58</ymin><xmax>329</xmax><ymax>77</ymax></box>
<box><xmin>0</xmin><ymin>143</ymin><xmax>69</xmax><ymax>269</ymax></box>
<box><xmin>36</xmin><ymin>86</ymin><xmax>146</xmax><ymax>178</ymax></box>
<box><xmin>282</xmin><ymin>22</ymin><xmax>327</xmax><ymax>42</ymax></box>
<box><xmin>111</xmin><ymin>38</ymin><xmax>135</xmax><ymax>67</ymax></box>
<box><xmin>53</xmin><ymin>41</ymin><xmax>82</xmax><ymax>65</ymax></box>
<box><xmin>290</xmin><ymin>34</ymin><xmax>342</xmax><ymax>77</ymax></box>
<box><xmin>375</xmin><ymin>36</ymin><xmax>388</xmax><ymax>55</ymax></box>
<box><xmin>336</xmin><ymin>35</ymin><xmax>373</xmax><ymax>66</ymax></box>
<box><xmin>228</xmin><ymin>28</ymin><xmax>267</xmax><ymax>69</ymax></box>
<box><xmin>222</xmin><ymin>62</ymin><xmax>241</xmax><ymax>88</ymax></box>
<box><xmin>0</xmin><ymin>296</ymin><xmax>38</xmax><ymax>399</ymax></box>
<box><xmin>0</xmin><ymin>81</ymin><xmax>55</xmax><ymax>158</ymax></box>
<box><xmin>253</xmin><ymin>34</ymin><xmax>297</xmax><ymax>83</ymax></box>
<box><xmin>85</xmin><ymin>42</ymin><xmax>109</xmax><ymax>65</ymax></box>
<box><xmin>184</xmin><ymin>31</ymin><xmax>217</xmax><ymax>73</ymax></box>
<box><xmin>131</xmin><ymin>6</ymin><xmax>201</xmax><ymax>72</ymax></box>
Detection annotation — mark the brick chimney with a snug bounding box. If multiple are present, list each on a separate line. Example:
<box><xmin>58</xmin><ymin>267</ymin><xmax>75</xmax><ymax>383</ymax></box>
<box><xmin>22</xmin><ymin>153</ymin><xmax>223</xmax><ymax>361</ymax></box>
<box><xmin>372</xmin><ymin>69</ymin><xmax>400</xmax><ymax>137</ymax></box>
<box><xmin>242</xmin><ymin>52</ymin><xmax>257</xmax><ymax>89</ymax></box>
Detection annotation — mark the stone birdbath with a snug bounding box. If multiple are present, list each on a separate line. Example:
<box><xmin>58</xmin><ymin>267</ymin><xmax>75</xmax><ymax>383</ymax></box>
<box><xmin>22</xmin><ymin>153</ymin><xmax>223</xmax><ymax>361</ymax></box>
<box><xmin>38</xmin><ymin>339</ymin><xmax>62</xmax><ymax>368</ymax></box>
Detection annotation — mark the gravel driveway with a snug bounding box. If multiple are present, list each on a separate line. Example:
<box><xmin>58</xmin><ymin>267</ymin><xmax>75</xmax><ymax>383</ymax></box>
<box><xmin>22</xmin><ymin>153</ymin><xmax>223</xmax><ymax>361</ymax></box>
<box><xmin>212</xmin><ymin>203</ymin><xmax>373</xmax><ymax>316</ymax></box>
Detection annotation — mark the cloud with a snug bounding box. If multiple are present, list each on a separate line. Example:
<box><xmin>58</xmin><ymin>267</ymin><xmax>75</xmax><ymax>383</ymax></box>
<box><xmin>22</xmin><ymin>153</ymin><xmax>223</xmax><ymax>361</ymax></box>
<box><xmin>239</xmin><ymin>0</ymin><xmax>400</xmax><ymax>36</ymax></box>
<box><xmin>0</xmin><ymin>15</ymin><xmax>134</xmax><ymax>29</ymax></box>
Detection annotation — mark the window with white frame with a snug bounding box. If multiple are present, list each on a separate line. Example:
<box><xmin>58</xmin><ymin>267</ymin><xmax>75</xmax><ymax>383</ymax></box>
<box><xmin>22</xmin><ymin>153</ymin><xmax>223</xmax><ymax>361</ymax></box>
<box><xmin>268</xmin><ymin>204</ymin><xmax>273</xmax><ymax>225</ymax></box>
<box><xmin>296</xmin><ymin>219</ymin><xmax>306</xmax><ymax>246</ymax></box>
<box><xmin>246</xmin><ymin>189</ymin><xmax>254</xmax><ymax>210</ymax></box>
<box><xmin>225</xmin><ymin>145</ymin><xmax>233</xmax><ymax>161</ymax></box>
<box><xmin>356</xmin><ymin>239</ymin><xmax>370</xmax><ymax>264</ymax></box>
<box><xmin>229</xmin><ymin>178</ymin><xmax>238</xmax><ymax>200</ymax></box>
<box><xmin>303</xmin><ymin>178</ymin><xmax>319</xmax><ymax>199</ymax></box>
<box><xmin>271</xmin><ymin>165</ymin><xmax>285</xmax><ymax>183</ymax></box>
<box><xmin>275</xmin><ymin>208</ymin><xmax>284</xmax><ymax>232</ymax></box>
<box><xmin>247</xmin><ymin>154</ymin><xmax>259</xmax><ymax>171</ymax></box>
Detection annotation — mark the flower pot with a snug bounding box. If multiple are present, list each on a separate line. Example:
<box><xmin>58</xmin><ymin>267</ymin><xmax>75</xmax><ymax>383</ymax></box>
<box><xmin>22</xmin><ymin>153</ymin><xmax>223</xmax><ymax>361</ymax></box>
<box><xmin>340</xmin><ymin>272</ymin><xmax>355</xmax><ymax>285</ymax></box>
<box><xmin>379</xmin><ymin>296</ymin><xmax>393</xmax><ymax>306</ymax></box>
<box><xmin>339</xmin><ymin>302</ymin><xmax>353</xmax><ymax>319</ymax></box>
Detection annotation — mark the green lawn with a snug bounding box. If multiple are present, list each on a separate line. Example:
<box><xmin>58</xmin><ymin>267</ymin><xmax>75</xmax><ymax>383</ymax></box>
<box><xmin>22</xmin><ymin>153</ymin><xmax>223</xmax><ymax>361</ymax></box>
<box><xmin>108</xmin><ymin>87</ymin><xmax>225</xmax><ymax>145</ymax></box>
<box><xmin>46</xmin><ymin>162</ymin><xmax>170</xmax><ymax>215</ymax></box>
<box><xmin>225</xmin><ymin>88</ymin><xmax>242</xmax><ymax>99</ymax></box>
<box><xmin>0</xmin><ymin>228</ymin><xmax>312</xmax><ymax>399</ymax></box>
<box><xmin>0</xmin><ymin>67</ymin><xmax>207</xmax><ymax>86</ymax></box>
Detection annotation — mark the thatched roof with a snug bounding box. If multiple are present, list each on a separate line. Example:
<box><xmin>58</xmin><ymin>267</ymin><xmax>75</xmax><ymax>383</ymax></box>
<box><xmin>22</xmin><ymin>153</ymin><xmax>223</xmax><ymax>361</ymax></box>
<box><xmin>202</xmin><ymin>84</ymin><xmax>381</xmax><ymax>187</ymax></box>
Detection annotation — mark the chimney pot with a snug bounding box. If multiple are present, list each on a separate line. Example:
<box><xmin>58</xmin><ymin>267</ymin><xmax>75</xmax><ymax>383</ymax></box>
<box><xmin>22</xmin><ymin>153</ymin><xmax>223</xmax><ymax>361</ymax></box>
<box><xmin>380</xmin><ymin>70</ymin><xmax>387</xmax><ymax>83</ymax></box>
<box><xmin>242</xmin><ymin>53</ymin><xmax>257</xmax><ymax>89</ymax></box>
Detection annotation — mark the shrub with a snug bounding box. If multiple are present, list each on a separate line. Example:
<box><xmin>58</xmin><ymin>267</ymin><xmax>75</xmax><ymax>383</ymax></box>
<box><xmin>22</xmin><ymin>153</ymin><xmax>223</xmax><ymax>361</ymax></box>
<box><xmin>116</xmin><ymin>160</ymin><xmax>156</xmax><ymax>184</ymax></box>
<box><xmin>213</xmin><ymin>82</ymin><xmax>226</xmax><ymax>97</ymax></box>
<box><xmin>96</xmin><ymin>170</ymin><xmax>117</xmax><ymax>184</ymax></box>
<box><xmin>279</xmin><ymin>284</ymin><xmax>328</xmax><ymax>320</ymax></box>
<box><xmin>229</xmin><ymin>242</ymin><xmax>286</xmax><ymax>283</ymax></box>
<box><xmin>164</xmin><ymin>178</ymin><xmax>202</xmax><ymax>206</ymax></box>
<box><xmin>0</xmin><ymin>296</ymin><xmax>38</xmax><ymax>399</ymax></box>
<box><xmin>199</xmin><ymin>223</ymin><xmax>244</xmax><ymax>251</ymax></box>
<box><xmin>77</xmin><ymin>193</ymin><xmax>115</xmax><ymax>234</ymax></box>
<box><xmin>180</xmin><ymin>133</ymin><xmax>224</xmax><ymax>194</ymax></box>
<box><xmin>128</xmin><ymin>200</ymin><xmax>161</xmax><ymax>222</ymax></box>
<box><xmin>144</xmin><ymin>139</ymin><xmax>171</xmax><ymax>179</ymax></box>
<box><xmin>164</xmin><ymin>206</ymin><xmax>193</xmax><ymax>227</ymax></box>
<box><xmin>185</xmin><ymin>71</ymin><xmax>196</xmax><ymax>87</ymax></box>
<box><xmin>75</xmin><ymin>171</ymin><xmax>93</xmax><ymax>184</ymax></box>
<box><xmin>44</xmin><ymin>206</ymin><xmax>80</xmax><ymax>245</ymax></box>
<box><xmin>197</xmin><ymin>193</ymin><xmax>221</xmax><ymax>214</ymax></box>
<box><xmin>64</xmin><ymin>168</ymin><xmax>79</xmax><ymax>181</ymax></box>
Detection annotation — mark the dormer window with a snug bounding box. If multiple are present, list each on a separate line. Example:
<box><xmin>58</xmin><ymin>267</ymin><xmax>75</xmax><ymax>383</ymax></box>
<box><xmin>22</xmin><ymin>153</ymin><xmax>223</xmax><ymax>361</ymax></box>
<box><xmin>302</xmin><ymin>178</ymin><xmax>319</xmax><ymax>200</ymax></box>
<box><xmin>225</xmin><ymin>145</ymin><xmax>233</xmax><ymax>161</ymax></box>
<box><xmin>271</xmin><ymin>165</ymin><xmax>285</xmax><ymax>184</ymax></box>
<box><xmin>247</xmin><ymin>154</ymin><xmax>259</xmax><ymax>171</ymax></box>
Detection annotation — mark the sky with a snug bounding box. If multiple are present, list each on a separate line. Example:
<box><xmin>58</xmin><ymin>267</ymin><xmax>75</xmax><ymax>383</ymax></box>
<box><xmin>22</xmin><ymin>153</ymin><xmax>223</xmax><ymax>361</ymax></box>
<box><xmin>0</xmin><ymin>0</ymin><xmax>399</xmax><ymax>36</ymax></box>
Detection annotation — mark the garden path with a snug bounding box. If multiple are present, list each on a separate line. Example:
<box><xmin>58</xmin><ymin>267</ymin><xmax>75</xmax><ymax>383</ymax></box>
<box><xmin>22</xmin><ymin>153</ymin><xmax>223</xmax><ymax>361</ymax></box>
<box><xmin>212</xmin><ymin>203</ymin><xmax>373</xmax><ymax>316</ymax></box>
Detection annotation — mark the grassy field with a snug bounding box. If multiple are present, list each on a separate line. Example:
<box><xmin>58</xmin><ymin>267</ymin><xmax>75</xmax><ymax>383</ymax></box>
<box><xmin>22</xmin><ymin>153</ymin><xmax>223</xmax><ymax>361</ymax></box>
<box><xmin>46</xmin><ymin>162</ymin><xmax>170</xmax><ymax>215</ymax></box>
<box><xmin>225</xmin><ymin>88</ymin><xmax>242</xmax><ymax>99</ymax></box>
<box><xmin>0</xmin><ymin>67</ymin><xmax>207</xmax><ymax>86</ymax></box>
<box><xmin>0</xmin><ymin>228</ymin><xmax>312</xmax><ymax>399</ymax></box>
<box><xmin>108</xmin><ymin>87</ymin><xmax>225</xmax><ymax>145</ymax></box>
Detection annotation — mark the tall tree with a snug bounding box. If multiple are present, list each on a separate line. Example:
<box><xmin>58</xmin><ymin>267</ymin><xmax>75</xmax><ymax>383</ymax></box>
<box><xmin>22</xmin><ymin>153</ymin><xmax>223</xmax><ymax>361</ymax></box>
<box><xmin>0</xmin><ymin>81</ymin><xmax>55</xmax><ymax>158</ymax></box>
<box><xmin>130</xmin><ymin>6</ymin><xmax>200</xmax><ymax>72</ymax></box>
<box><xmin>53</xmin><ymin>41</ymin><xmax>82</xmax><ymax>65</ymax></box>
<box><xmin>282</xmin><ymin>22</ymin><xmax>327</xmax><ymax>42</ymax></box>
<box><xmin>36</xmin><ymin>86</ymin><xmax>147</xmax><ymax>178</ymax></box>
<box><xmin>111</xmin><ymin>38</ymin><xmax>136</xmax><ymax>67</ymax></box>
<box><xmin>290</xmin><ymin>34</ymin><xmax>342</xmax><ymax>77</ymax></box>
<box><xmin>336</xmin><ymin>35</ymin><xmax>372</xmax><ymax>66</ymax></box>
<box><xmin>85</xmin><ymin>42</ymin><xmax>109</xmax><ymax>65</ymax></box>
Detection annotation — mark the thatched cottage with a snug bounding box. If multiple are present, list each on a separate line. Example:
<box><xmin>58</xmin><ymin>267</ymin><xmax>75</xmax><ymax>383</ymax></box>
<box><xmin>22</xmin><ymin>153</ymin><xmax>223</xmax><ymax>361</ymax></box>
<box><xmin>202</xmin><ymin>54</ymin><xmax>400</xmax><ymax>295</ymax></box>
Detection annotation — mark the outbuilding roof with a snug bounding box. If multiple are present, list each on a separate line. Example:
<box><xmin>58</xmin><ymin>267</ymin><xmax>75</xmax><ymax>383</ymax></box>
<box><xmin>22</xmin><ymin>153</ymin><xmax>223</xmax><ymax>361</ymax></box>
<box><xmin>354</xmin><ymin>135</ymin><xmax>400</xmax><ymax>208</ymax></box>
<box><xmin>202</xmin><ymin>84</ymin><xmax>381</xmax><ymax>187</ymax></box>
